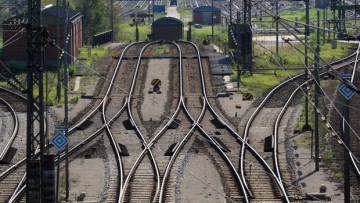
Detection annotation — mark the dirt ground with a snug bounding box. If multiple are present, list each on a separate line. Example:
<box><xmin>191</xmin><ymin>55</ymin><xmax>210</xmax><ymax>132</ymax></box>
<box><xmin>53</xmin><ymin>42</ymin><xmax>345</xmax><ymax>202</ymax></box>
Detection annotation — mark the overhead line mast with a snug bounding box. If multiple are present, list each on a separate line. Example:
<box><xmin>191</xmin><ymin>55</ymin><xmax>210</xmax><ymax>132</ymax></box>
<box><xmin>251</xmin><ymin>1</ymin><xmax>360</xmax><ymax>94</ymax></box>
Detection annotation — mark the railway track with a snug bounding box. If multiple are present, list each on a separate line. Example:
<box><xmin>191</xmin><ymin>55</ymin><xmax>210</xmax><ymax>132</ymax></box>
<box><xmin>0</xmin><ymin>88</ymin><xmax>27</xmax><ymax>203</ymax></box>
<box><xmin>1</xmin><ymin>39</ymin><xmax>360</xmax><ymax>202</ymax></box>
<box><xmin>0</xmin><ymin>43</ymin><xmax>145</xmax><ymax>202</ymax></box>
<box><xmin>239</xmin><ymin>42</ymin><xmax>360</xmax><ymax>202</ymax></box>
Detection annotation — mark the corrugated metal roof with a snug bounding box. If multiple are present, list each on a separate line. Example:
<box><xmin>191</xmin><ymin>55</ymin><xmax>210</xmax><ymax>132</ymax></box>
<box><xmin>153</xmin><ymin>17</ymin><xmax>183</xmax><ymax>25</ymax></box>
<box><xmin>193</xmin><ymin>6</ymin><xmax>221</xmax><ymax>12</ymax></box>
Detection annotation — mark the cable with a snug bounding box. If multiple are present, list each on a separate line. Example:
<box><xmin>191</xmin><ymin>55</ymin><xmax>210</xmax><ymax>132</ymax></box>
<box><xmin>51</xmin><ymin>41</ymin><xmax>354</xmax><ymax>200</ymax></box>
<box><xmin>247</xmin><ymin>18</ymin><xmax>360</xmax><ymax>166</ymax></box>
<box><xmin>249</xmin><ymin>1</ymin><xmax>360</xmax><ymax>139</ymax></box>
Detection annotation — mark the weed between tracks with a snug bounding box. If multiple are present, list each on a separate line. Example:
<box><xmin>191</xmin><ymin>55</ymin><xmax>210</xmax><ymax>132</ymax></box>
<box><xmin>292</xmin><ymin>78</ymin><xmax>345</xmax><ymax>187</ymax></box>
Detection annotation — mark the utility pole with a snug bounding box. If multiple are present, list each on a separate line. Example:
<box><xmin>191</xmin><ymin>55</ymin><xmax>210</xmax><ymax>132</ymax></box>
<box><xmin>355</xmin><ymin>0</ymin><xmax>357</xmax><ymax>25</ymax></box>
<box><xmin>148</xmin><ymin>0</ymin><xmax>150</xmax><ymax>23</ymax></box>
<box><xmin>56</xmin><ymin>0</ymin><xmax>61</xmax><ymax>101</ymax></box>
<box><xmin>276</xmin><ymin>0</ymin><xmax>279</xmax><ymax>54</ymax></box>
<box><xmin>342</xmin><ymin>0</ymin><xmax>346</xmax><ymax>35</ymax></box>
<box><xmin>302</xmin><ymin>0</ymin><xmax>311</xmax><ymax>132</ymax></box>
<box><xmin>63</xmin><ymin>0</ymin><xmax>70</xmax><ymax>200</ymax></box>
<box><xmin>343</xmin><ymin>68</ymin><xmax>351</xmax><ymax>203</ymax></box>
<box><xmin>26</xmin><ymin>0</ymin><xmax>48</xmax><ymax>202</ymax></box>
<box><xmin>314</xmin><ymin>11</ymin><xmax>321</xmax><ymax>171</ymax></box>
<box><xmin>229</xmin><ymin>0</ymin><xmax>232</xmax><ymax>23</ymax></box>
<box><xmin>332</xmin><ymin>0</ymin><xmax>338</xmax><ymax>39</ymax></box>
<box><xmin>323</xmin><ymin>8</ymin><xmax>326</xmax><ymax>43</ymax></box>
<box><xmin>211</xmin><ymin>0</ymin><xmax>214</xmax><ymax>39</ymax></box>
<box><xmin>111</xmin><ymin>0</ymin><xmax>114</xmax><ymax>42</ymax></box>
<box><xmin>56</xmin><ymin>2</ymin><xmax>61</xmax><ymax>201</ymax></box>
<box><xmin>237</xmin><ymin>11</ymin><xmax>241</xmax><ymax>90</ymax></box>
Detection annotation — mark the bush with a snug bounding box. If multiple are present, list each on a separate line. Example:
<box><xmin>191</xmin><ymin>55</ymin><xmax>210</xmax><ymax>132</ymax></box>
<box><xmin>69</xmin><ymin>65</ymin><xmax>76</xmax><ymax>77</ymax></box>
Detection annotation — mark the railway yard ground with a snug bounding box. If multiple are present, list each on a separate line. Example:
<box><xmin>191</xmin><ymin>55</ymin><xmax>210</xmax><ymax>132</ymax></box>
<box><xmin>2</xmin><ymin>1</ymin><xmax>360</xmax><ymax>202</ymax></box>
<box><xmin>47</xmin><ymin>42</ymin><xmax>348</xmax><ymax>202</ymax></box>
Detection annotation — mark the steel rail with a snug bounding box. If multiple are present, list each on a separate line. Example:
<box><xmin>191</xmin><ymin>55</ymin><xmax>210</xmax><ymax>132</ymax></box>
<box><xmin>120</xmin><ymin>42</ymin><xmax>162</xmax><ymax>203</ymax></box>
<box><xmin>158</xmin><ymin>42</ymin><xmax>204</xmax><ymax>202</ymax></box>
<box><xmin>101</xmin><ymin>42</ymin><xmax>141</xmax><ymax>200</ymax></box>
<box><xmin>2</xmin><ymin>43</ymin><xmax>141</xmax><ymax>201</ymax></box>
<box><xmin>240</xmin><ymin>42</ymin><xmax>360</xmax><ymax>202</ymax></box>
<box><xmin>146</xmin><ymin>41</ymin><xmax>249</xmax><ymax>202</ymax></box>
<box><xmin>0</xmin><ymin>98</ymin><xmax>19</xmax><ymax>161</ymax></box>
<box><xmin>345</xmin><ymin>41</ymin><xmax>360</xmax><ymax>177</ymax></box>
<box><xmin>7</xmin><ymin>100</ymin><xmax>129</xmax><ymax>202</ymax></box>
<box><xmin>240</xmin><ymin>41</ymin><xmax>359</xmax><ymax>192</ymax></box>
<box><xmin>274</xmin><ymin>46</ymin><xmax>360</xmax><ymax>194</ymax></box>
<box><xmin>185</xmin><ymin>41</ymin><xmax>250</xmax><ymax>202</ymax></box>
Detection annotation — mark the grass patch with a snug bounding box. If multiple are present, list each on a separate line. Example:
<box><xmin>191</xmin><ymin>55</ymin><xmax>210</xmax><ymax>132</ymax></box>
<box><xmin>232</xmin><ymin>41</ymin><xmax>353</xmax><ymax>96</ymax></box>
<box><xmin>191</xmin><ymin>24</ymin><xmax>228</xmax><ymax>45</ymax></box>
<box><xmin>151</xmin><ymin>45</ymin><xmax>171</xmax><ymax>55</ymax></box>
<box><xmin>293</xmin><ymin>131</ymin><xmax>312</xmax><ymax>149</ymax></box>
<box><xmin>116</xmin><ymin>22</ymin><xmax>151</xmax><ymax>42</ymax></box>
<box><xmin>177</xmin><ymin>7</ymin><xmax>192</xmax><ymax>22</ymax></box>
<box><xmin>31</xmin><ymin>71</ymin><xmax>78</xmax><ymax>105</ymax></box>
<box><xmin>254</xmin><ymin>7</ymin><xmax>332</xmax><ymax>29</ymax></box>
<box><xmin>231</xmin><ymin>69</ymin><xmax>300</xmax><ymax>96</ymax></box>
<box><xmin>77</xmin><ymin>46</ymin><xmax>107</xmax><ymax>66</ymax></box>
<box><xmin>4</xmin><ymin>46</ymin><xmax>107</xmax><ymax>105</ymax></box>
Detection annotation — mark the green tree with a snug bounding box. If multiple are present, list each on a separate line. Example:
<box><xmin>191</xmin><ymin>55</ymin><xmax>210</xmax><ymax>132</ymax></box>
<box><xmin>75</xmin><ymin>0</ymin><xmax>110</xmax><ymax>44</ymax></box>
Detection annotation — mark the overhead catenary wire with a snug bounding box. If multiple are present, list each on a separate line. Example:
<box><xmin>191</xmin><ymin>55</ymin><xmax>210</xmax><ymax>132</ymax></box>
<box><xmin>51</xmin><ymin>28</ymin><xmax>358</xmax><ymax>201</ymax></box>
<box><xmin>50</xmin><ymin>43</ymin><xmax>270</xmax><ymax>202</ymax></box>
<box><xmin>250</xmin><ymin>1</ymin><xmax>360</xmax><ymax>139</ymax></box>
<box><xmin>248</xmin><ymin>18</ymin><xmax>360</xmax><ymax>166</ymax></box>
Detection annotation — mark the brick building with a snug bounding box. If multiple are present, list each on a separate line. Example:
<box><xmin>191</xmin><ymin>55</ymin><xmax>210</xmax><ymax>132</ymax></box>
<box><xmin>151</xmin><ymin>17</ymin><xmax>183</xmax><ymax>41</ymax></box>
<box><xmin>2</xmin><ymin>5</ymin><xmax>82</xmax><ymax>65</ymax></box>
<box><xmin>193</xmin><ymin>6</ymin><xmax>221</xmax><ymax>25</ymax></box>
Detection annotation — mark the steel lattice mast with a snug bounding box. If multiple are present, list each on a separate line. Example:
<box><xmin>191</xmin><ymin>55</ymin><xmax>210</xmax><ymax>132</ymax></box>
<box><xmin>26</xmin><ymin>0</ymin><xmax>49</xmax><ymax>202</ymax></box>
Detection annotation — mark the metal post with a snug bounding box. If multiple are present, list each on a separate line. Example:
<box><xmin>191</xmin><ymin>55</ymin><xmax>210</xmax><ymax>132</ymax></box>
<box><xmin>243</xmin><ymin>0</ymin><xmax>247</xmax><ymax>25</ymax></box>
<box><xmin>56</xmin><ymin>152</ymin><xmax>60</xmax><ymax>202</ymax></box>
<box><xmin>343</xmin><ymin>68</ymin><xmax>350</xmax><ymax>203</ymax></box>
<box><xmin>323</xmin><ymin>8</ymin><xmax>326</xmax><ymax>43</ymax></box>
<box><xmin>355</xmin><ymin>0</ymin><xmax>357</xmax><ymax>25</ymax></box>
<box><xmin>56</xmin><ymin>0</ymin><xmax>61</xmax><ymax>101</ymax></box>
<box><xmin>302</xmin><ymin>0</ymin><xmax>311</xmax><ymax>132</ymax></box>
<box><xmin>342</xmin><ymin>0</ymin><xmax>346</xmax><ymax>34</ymax></box>
<box><xmin>148</xmin><ymin>0</ymin><xmax>150</xmax><ymax>23</ymax></box>
<box><xmin>111</xmin><ymin>0</ymin><xmax>114</xmax><ymax>42</ymax></box>
<box><xmin>276</xmin><ymin>0</ymin><xmax>279</xmax><ymax>54</ymax></box>
<box><xmin>310</xmin><ymin>129</ymin><xmax>314</xmax><ymax>159</ymax></box>
<box><xmin>136</xmin><ymin>22</ymin><xmax>139</xmax><ymax>42</ymax></box>
<box><xmin>236</xmin><ymin>12</ymin><xmax>240</xmax><ymax>90</ymax></box>
<box><xmin>63</xmin><ymin>0</ymin><xmax>70</xmax><ymax>200</ymax></box>
<box><xmin>333</xmin><ymin>0</ymin><xmax>336</xmax><ymax>39</ymax></box>
<box><xmin>26</xmin><ymin>0</ymin><xmax>46</xmax><ymax>202</ymax></box>
<box><xmin>211</xmin><ymin>0</ymin><xmax>214</xmax><ymax>39</ymax></box>
<box><xmin>314</xmin><ymin>11</ymin><xmax>321</xmax><ymax>171</ymax></box>
<box><xmin>338</xmin><ymin>2</ymin><xmax>342</xmax><ymax>37</ymax></box>
<box><xmin>229</xmin><ymin>0</ymin><xmax>232</xmax><ymax>23</ymax></box>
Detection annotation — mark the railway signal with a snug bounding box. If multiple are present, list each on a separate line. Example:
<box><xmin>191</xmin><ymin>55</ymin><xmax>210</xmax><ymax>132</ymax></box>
<box><xmin>50</xmin><ymin>132</ymin><xmax>70</xmax><ymax>151</ymax></box>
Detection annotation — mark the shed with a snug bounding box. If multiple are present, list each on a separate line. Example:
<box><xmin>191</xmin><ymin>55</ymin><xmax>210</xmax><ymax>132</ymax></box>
<box><xmin>153</xmin><ymin>5</ymin><xmax>166</xmax><ymax>13</ymax></box>
<box><xmin>2</xmin><ymin>5</ymin><xmax>82</xmax><ymax>65</ymax></box>
<box><xmin>151</xmin><ymin>17</ymin><xmax>183</xmax><ymax>41</ymax></box>
<box><xmin>193</xmin><ymin>6</ymin><xmax>221</xmax><ymax>25</ymax></box>
<box><xmin>315</xmin><ymin>0</ymin><xmax>329</xmax><ymax>8</ymax></box>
